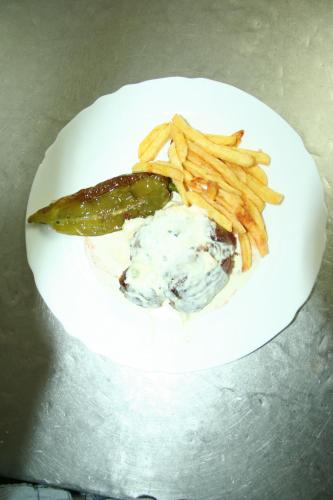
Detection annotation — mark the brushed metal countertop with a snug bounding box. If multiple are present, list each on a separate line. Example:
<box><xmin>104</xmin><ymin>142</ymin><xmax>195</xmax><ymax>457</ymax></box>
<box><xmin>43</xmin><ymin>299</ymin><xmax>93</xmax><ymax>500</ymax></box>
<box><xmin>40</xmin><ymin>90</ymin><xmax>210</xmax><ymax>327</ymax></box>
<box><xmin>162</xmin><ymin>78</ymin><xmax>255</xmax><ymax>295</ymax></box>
<box><xmin>0</xmin><ymin>1</ymin><xmax>332</xmax><ymax>499</ymax></box>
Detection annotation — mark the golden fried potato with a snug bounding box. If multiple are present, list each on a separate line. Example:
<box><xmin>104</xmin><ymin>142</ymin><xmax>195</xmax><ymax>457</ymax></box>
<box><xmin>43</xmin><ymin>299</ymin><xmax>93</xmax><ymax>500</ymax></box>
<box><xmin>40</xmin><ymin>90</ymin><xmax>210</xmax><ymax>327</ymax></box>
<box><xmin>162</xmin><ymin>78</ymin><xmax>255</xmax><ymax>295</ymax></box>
<box><xmin>132</xmin><ymin>161</ymin><xmax>183</xmax><ymax>182</ymax></box>
<box><xmin>239</xmin><ymin>233</ymin><xmax>252</xmax><ymax>271</ymax></box>
<box><xmin>171</xmin><ymin>123</ymin><xmax>188</xmax><ymax>163</ymax></box>
<box><xmin>246</xmin><ymin>165</ymin><xmax>268</xmax><ymax>185</ymax></box>
<box><xmin>139</xmin><ymin>124</ymin><xmax>171</xmax><ymax>162</ymax></box>
<box><xmin>173</xmin><ymin>114</ymin><xmax>254</xmax><ymax>167</ymax></box>
<box><xmin>185</xmin><ymin>156</ymin><xmax>242</xmax><ymax>195</ymax></box>
<box><xmin>206</xmin><ymin>129</ymin><xmax>244</xmax><ymax>146</ymax></box>
<box><xmin>187</xmin><ymin>191</ymin><xmax>233</xmax><ymax>232</ymax></box>
<box><xmin>188</xmin><ymin>142</ymin><xmax>265</xmax><ymax>211</ymax></box>
<box><xmin>236</xmin><ymin>207</ymin><xmax>268</xmax><ymax>256</ymax></box>
<box><xmin>173</xmin><ymin>179</ymin><xmax>189</xmax><ymax>205</ymax></box>
<box><xmin>138</xmin><ymin>122</ymin><xmax>169</xmax><ymax>158</ymax></box>
<box><xmin>246</xmin><ymin>176</ymin><xmax>284</xmax><ymax>204</ymax></box>
<box><xmin>233</xmin><ymin>147</ymin><xmax>271</xmax><ymax>165</ymax></box>
<box><xmin>168</xmin><ymin>142</ymin><xmax>182</xmax><ymax>169</ymax></box>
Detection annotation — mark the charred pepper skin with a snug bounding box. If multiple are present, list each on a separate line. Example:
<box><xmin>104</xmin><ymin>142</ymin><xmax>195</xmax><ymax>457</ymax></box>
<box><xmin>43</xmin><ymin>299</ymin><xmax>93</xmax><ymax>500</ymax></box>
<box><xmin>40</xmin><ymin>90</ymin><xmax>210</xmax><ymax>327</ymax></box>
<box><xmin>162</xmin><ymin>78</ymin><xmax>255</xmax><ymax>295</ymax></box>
<box><xmin>28</xmin><ymin>173</ymin><xmax>172</xmax><ymax>236</ymax></box>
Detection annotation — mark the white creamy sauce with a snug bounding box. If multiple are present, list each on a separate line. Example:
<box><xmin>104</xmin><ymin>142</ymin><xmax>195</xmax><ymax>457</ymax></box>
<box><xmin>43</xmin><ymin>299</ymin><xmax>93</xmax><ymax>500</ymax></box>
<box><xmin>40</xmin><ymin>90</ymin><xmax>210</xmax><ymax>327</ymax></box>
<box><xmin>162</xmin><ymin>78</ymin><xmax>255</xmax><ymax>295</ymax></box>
<box><xmin>121</xmin><ymin>205</ymin><xmax>234</xmax><ymax>312</ymax></box>
<box><xmin>84</xmin><ymin>196</ymin><xmax>255</xmax><ymax>316</ymax></box>
<box><xmin>84</xmin><ymin>196</ymin><xmax>182</xmax><ymax>287</ymax></box>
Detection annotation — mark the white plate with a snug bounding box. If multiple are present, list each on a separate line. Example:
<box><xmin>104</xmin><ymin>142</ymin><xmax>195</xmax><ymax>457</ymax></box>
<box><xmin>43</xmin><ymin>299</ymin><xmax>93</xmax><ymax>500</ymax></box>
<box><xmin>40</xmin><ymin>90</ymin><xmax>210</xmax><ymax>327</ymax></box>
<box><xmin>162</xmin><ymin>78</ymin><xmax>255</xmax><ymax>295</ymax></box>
<box><xmin>26</xmin><ymin>77</ymin><xmax>327</xmax><ymax>372</ymax></box>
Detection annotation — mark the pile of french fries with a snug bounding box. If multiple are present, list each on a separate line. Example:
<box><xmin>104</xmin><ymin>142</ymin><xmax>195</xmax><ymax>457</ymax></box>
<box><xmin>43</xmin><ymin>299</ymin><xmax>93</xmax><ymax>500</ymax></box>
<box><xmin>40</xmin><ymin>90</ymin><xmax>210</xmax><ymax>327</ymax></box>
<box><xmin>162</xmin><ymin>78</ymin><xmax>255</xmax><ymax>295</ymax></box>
<box><xmin>132</xmin><ymin>114</ymin><xmax>284</xmax><ymax>271</ymax></box>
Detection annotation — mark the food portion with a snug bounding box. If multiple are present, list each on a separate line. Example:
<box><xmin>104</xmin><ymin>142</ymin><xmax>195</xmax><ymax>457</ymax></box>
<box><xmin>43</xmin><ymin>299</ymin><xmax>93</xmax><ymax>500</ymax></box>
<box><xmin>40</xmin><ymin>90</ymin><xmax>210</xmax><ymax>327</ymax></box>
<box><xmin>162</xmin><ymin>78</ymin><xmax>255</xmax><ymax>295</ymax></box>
<box><xmin>119</xmin><ymin>205</ymin><xmax>236</xmax><ymax>313</ymax></box>
<box><xmin>134</xmin><ymin>114</ymin><xmax>284</xmax><ymax>271</ymax></box>
<box><xmin>28</xmin><ymin>173</ymin><xmax>172</xmax><ymax>236</ymax></box>
<box><xmin>28</xmin><ymin>112</ymin><xmax>285</xmax><ymax>313</ymax></box>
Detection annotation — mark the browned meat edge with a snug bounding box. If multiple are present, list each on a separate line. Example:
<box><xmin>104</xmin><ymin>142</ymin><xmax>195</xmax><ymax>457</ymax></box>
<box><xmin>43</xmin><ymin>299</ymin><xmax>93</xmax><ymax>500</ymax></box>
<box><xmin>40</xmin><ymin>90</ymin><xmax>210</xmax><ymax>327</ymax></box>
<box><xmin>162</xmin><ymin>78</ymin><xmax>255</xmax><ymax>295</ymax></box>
<box><xmin>213</xmin><ymin>225</ymin><xmax>236</xmax><ymax>275</ymax></box>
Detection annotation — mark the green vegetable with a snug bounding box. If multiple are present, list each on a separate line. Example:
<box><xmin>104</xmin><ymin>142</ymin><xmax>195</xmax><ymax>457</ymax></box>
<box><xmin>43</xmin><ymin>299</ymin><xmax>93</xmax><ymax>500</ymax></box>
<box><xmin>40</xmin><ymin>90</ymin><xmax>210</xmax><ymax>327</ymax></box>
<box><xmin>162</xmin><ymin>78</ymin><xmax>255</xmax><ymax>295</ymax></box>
<box><xmin>28</xmin><ymin>172</ymin><xmax>172</xmax><ymax>236</ymax></box>
<box><xmin>168</xmin><ymin>180</ymin><xmax>178</xmax><ymax>193</ymax></box>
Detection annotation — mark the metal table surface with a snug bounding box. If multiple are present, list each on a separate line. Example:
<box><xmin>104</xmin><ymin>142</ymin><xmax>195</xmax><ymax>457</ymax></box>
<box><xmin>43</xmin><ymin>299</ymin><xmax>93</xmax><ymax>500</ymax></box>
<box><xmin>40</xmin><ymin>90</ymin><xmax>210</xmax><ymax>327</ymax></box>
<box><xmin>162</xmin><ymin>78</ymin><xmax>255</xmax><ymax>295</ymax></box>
<box><xmin>0</xmin><ymin>1</ymin><xmax>332</xmax><ymax>499</ymax></box>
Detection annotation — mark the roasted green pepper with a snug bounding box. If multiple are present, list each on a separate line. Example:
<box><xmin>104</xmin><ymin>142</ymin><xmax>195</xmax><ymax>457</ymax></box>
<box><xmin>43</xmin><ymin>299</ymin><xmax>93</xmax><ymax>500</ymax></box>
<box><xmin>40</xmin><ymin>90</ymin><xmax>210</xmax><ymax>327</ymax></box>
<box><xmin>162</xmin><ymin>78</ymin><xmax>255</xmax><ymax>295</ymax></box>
<box><xmin>28</xmin><ymin>172</ymin><xmax>172</xmax><ymax>236</ymax></box>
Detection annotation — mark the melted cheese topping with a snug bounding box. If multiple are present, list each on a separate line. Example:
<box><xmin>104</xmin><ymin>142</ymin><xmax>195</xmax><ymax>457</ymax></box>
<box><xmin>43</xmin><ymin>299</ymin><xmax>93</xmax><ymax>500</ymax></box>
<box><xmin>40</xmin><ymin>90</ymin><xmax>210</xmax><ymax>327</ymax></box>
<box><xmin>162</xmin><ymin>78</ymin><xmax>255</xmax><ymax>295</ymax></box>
<box><xmin>121</xmin><ymin>205</ymin><xmax>235</xmax><ymax>313</ymax></box>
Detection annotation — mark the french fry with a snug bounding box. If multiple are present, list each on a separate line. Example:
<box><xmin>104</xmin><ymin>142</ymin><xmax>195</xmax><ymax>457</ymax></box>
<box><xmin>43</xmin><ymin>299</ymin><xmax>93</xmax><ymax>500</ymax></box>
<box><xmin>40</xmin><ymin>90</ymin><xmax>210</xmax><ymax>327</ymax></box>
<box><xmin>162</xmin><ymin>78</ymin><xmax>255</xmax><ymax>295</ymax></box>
<box><xmin>246</xmin><ymin>176</ymin><xmax>284</xmax><ymax>205</ymax></box>
<box><xmin>245</xmin><ymin>199</ymin><xmax>267</xmax><ymax>236</ymax></box>
<box><xmin>226</xmin><ymin>162</ymin><xmax>247</xmax><ymax>183</ymax></box>
<box><xmin>139</xmin><ymin>123</ymin><xmax>171</xmax><ymax>162</ymax></box>
<box><xmin>206</xmin><ymin>130</ymin><xmax>244</xmax><ymax>147</ymax></box>
<box><xmin>215</xmin><ymin>203</ymin><xmax>246</xmax><ymax>234</ymax></box>
<box><xmin>188</xmin><ymin>142</ymin><xmax>265</xmax><ymax>211</ymax></box>
<box><xmin>248</xmin><ymin>232</ymin><xmax>257</xmax><ymax>251</ymax></box>
<box><xmin>188</xmin><ymin>178</ymin><xmax>218</xmax><ymax>201</ymax></box>
<box><xmin>135</xmin><ymin>114</ymin><xmax>284</xmax><ymax>272</ymax></box>
<box><xmin>173</xmin><ymin>114</ymin><xmax>254</xmax><ymax>167</ymax></box>
<box><xmin>236</xmin><ymin>207</ymin><xmax>268</xmax><ymax>256</ymax></box>
<box><xmin>246</xmin><ymin>165</ymin><xmax>268</xmax><ymax>185</ymax></box>
<box><xmin>183</xmin><ymin>169</ymin><xmax>193</xmax><ymax>183</ymax></box>
<box><xmin>187</xmin><ymin>177</ymin><xmax>205</xmax><ymax>193</ymax></box>
<box><xmin>138</xmin><ymin>123</ymin><xmax>169</xmax><ymax>158</ymax></box>
<box><xmin>132</xmin><ymin>161</ymin><xmax>151</xmax><ymax>171</ymax></box>
<box><xmin>199</xmin><ymin>193</ymin><xmax>246</xmax><ymax>234</ymax></box>
<box><xmin>168</xmin><ymin>142</ymin><xmax>182</xmax><ymax>169</ymax></box>
<box><xmin>187</xmin><ymin>150</ymin><xmax>213</xmax><ymax>169</ymax></box>
<box><xmin>132</xmin><ymin>161</ymin><xmax>183</xmax><ymax>182</ymax></box>
<box><xmin>239</xmin><ymin>233</ymin><xmax>252</xmax><ymax>271</ymax></box>
<box><xmin>154</xmin><ymin>160</ymin><xmax>180</xmax><ymax>168</ymax></box>
<box><xmin>173</xmin><ymin>179</ymin><xmax>189</xmax><ymax>205</ymax></box>
<box><xmin>171</xmin><ymin>124</ymin><xmax>188</xmax><ymax>163</ymax></box>
<box><xmin>233</xmin><ymin>147</ymin><xmax>271</xmax><ymax>165</ymax></box>
<box><xmin>185</xmin><ymin>156</ymin><xmax>241</xmax><ymax>195</ymax></box>
<box><xmin>207</xmin><ymin>181</ymin><xmax>219</xmax><ymax>200</ymax></box>
<box><xmin>216</xmin><ymin>190</ymin><xmax>243</xmax><ymax>212</ymax></box>
<box><xmin>216</xmin><ymin>195</ymin><xmax>240</xmax><ymax>216</ymax></box>
<box><xmin>188</xmin><ymin>177</ymin><xmax>207</xmax><ymax>191</ymax></box>
<box><xmin>187</xmin><ymin>191</ymin><xmax>232</xmax><ymax>232</ymax></box>
<box><xmin>250</xmin><ymin>226</ymin><xmax>268</xmax><ymax>256</ymax></box>
<box><xmin>234</xmin><ymin>130</ymin><xmax>244</xmax><ymax>146</ymax></box>
<box><xmin>245</xmin><ymin>198</ymin><xmax>269</xmax><ymax>255</ymax></box>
